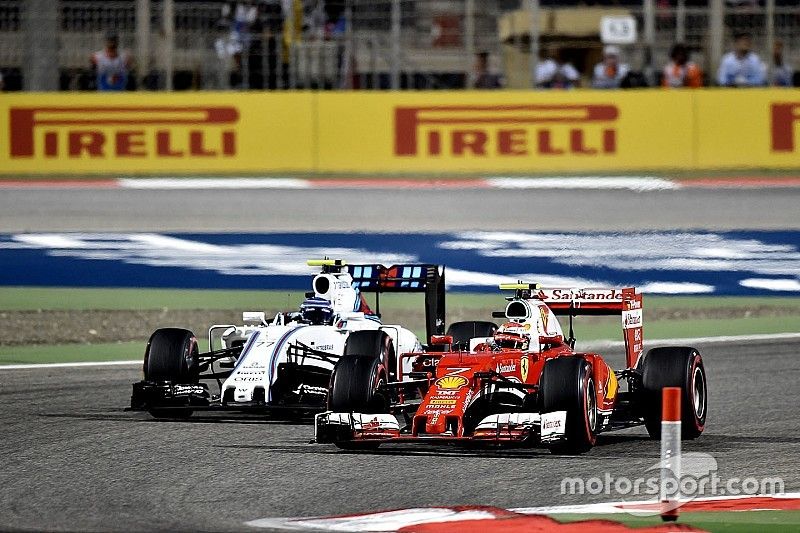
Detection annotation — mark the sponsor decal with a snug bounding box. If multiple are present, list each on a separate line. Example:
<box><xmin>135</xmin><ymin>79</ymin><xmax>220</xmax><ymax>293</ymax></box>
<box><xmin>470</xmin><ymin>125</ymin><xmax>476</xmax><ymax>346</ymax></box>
<box><xmin>435</xmin><ymin>375</ymin><xmax>469</xmax><ymax>389</ymax></box>
<box><xmin>520</xmin><ymin>355</ymin><xmax>529</xmax><ymax>382</ymax></box>
<box><xmin>539</xmin><ymin>288</ymin><xmax>623</xmax><ymax>301</ymax></box>
<box><xmin>394</xmin><ymin>104</ymin><xmax>619</xmax><ymax>158</ymax></box>
<box><xmin>496</xmin><ymin>361</ymin><xmax>517</xmax><ymax>373</ymax></box>
<box><xmin>541</xmin><ymin>410</ymin><xmax>567</xmax><ymax>441</ymax></box>
<box><xmin>538</xmin><ymin>305</ymin><xmax>549</xmax><ymax>333</ymax></box>
<box><xmin>623</xmin><ymin>309</ymin><xmax>642</xmax><ymax>329</ymax></box>
<box><xmin>429</xmin><ymin>398</ymin><xmax>457</xmax><ymax>406</ymax></box>
<box><xmin>771</xmin><ymin>102</ymin><xmax>800</xmax><ymax>152</ymax></box>
<box><xmin>8</xmin><ymin>106</ymin><xmax>239</xmax><ymax>159</ymax></box>
<box><xmin>172</xmin><ymin>384</ymin><xmax>205</xmax><ymax>397</ymax></box>
<box><xmin>313</xmin><ymin>344</ymin><xmax>334</xmax><ymax>352</ymax></box>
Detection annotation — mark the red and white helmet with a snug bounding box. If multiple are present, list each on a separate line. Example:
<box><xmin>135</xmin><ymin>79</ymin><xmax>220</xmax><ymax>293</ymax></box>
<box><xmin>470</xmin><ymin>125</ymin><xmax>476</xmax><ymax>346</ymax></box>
<box><xmin>493</xmin><ymin>322</ymin><xmax>531</xmax><ymax>350</ymax></box>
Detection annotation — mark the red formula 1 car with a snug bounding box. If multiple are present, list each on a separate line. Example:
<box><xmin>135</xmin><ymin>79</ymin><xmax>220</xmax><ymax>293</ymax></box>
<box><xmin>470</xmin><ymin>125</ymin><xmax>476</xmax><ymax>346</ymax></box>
<box><xmin>315</xmin><ymin>284</ymin><xmax>707</xmax><ymax>454</ymax></box>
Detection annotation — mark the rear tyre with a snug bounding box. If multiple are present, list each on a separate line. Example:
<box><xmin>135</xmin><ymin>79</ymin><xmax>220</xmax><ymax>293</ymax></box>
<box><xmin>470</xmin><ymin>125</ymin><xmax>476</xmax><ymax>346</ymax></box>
<box><xmin>446</xmin><ymin>321</ymin><xmax>498</xmax><ymax>351</ymax></box>
<box><xmin>144</xmin><ymin>328</ymin><xmax>199</xmax><ymax>419</ymax></box>
<box><xmin>344</xmin><ymin>331</ymin><xmax>395</xmax><ymax>379</ymax></box>
<box><xmin>640</xmin><ymin>346</ymin><xmax>707</xmax><ymax>440</ymax></box>
<box><xmin>541</xmin><ymin>357</ymin><xmax>597</xmax><ymax>455</ymax></box>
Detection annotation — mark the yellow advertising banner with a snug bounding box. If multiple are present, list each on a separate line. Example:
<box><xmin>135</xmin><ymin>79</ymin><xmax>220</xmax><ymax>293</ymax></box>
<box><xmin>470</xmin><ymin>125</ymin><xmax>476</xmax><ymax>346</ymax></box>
<box><xmin>1</xmin><ymin>89</ymin><xmax>799</xmax><ymax>175</ymax></box>
<box><xmin>694</xmin><ymin>89</ymin><xmax>800</xmax><ymax>169</ymax></box>
<box><xmin>0</xmin><ymin>92</ymin><xmax>315</xmax><ymax>174</ymax></box>
<box><xmin>317</xmin><ymin>91</ymin><xmax>696</xmax><ymax>172</ymax></box>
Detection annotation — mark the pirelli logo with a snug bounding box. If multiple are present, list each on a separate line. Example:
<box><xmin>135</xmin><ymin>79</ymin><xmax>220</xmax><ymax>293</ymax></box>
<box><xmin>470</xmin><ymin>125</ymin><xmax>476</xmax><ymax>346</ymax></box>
<box><xmin>771</xmin><ymin>103</ymin><xmax>800</xmax><ymax>152</ymax></box>
<box><xmin>394</xmin><ymin>104</ymin><xmax>619</xmax><ymax>157</ymax></box>
<box><xmin>9</xmin><ymin>106</ymin><xmax>239</xmax><ymax>159</ymax></box>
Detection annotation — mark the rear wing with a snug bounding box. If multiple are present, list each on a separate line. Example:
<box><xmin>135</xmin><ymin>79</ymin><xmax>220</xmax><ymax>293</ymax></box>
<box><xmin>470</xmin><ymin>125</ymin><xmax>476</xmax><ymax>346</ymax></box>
<box><xmin>348</xmin><ymin>264</ymin><xmax>446</xmax><ymax>341</ymax></box>
<box><xmin>499</xmin><ymin>284</ymin><xmax>643</xmax><ymax>369</ymax></box>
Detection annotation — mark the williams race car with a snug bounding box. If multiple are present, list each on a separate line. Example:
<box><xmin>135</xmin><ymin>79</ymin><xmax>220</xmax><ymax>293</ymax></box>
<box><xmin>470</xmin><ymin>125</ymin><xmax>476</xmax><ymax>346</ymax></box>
<box><xmin>315</xmin><ymin>284</ymin><xmax>707</xmax><ymax>453</ymax></box>
<box><xmin>129</xmin><ymin>260</ymin><xmax>446</xmax><ymax>418</ymax></box>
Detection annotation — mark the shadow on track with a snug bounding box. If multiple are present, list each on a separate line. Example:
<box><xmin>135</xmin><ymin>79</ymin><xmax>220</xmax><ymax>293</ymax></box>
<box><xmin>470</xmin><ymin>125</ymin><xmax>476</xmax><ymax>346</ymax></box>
<box><xmin>38</xmin><ymin>411</ymin><xmax>315</xmax><ymax>425</ymax></box>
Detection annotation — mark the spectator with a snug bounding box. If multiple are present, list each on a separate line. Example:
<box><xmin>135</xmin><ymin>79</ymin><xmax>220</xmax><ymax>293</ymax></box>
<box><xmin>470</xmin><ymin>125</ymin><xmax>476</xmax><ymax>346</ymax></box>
<box><xmin>472</xmin><ymin>51</ymin><xmax>503</xmax><ymax>89</ymax></box>
<box><xmin>717</xmin><ymin>32</ymin><xmax>766</xmax><ymax>87</ymax></box>
<box><xmin>90</xmin><ymin>32</ymin><xmax>132</xmax><ymax>91</ymax></box>
<box><xmin>662</xmin><ymin>43</ymin><xmax>703</xmax><ymax>88</ymax></box>
<box><xmin>592</xmin><ymin>45</ymin><xmax>629</xmax><ymax>89</ymax></box>
<box><xmin>536</xmin><ymin>48</ymin><xmax>580</xmax><ymax>89</ymax></box>
<box><xmin>771</xmin><ymin>40</ymin><xmax>794</xmax><ymax>87</ymax></box>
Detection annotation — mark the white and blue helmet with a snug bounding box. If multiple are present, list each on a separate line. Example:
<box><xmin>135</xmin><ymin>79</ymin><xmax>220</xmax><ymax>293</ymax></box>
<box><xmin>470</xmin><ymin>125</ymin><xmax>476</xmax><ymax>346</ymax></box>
<box><xmin>300</xmin><ymin>297</ymin><xmax>335</xmax><ymax>325</ymax></box>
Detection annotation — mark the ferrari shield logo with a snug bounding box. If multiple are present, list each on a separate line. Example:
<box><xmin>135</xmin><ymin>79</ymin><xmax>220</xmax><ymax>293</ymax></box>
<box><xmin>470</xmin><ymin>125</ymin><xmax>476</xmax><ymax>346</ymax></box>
<box><xmin>520</xmin><ymin>355</ymin><xmax>529</xmax><ymax>382</ymax></box>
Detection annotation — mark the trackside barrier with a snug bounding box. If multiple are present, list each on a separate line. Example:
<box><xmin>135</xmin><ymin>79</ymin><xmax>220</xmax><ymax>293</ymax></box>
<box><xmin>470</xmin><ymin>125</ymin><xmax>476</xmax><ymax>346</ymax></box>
<box><xmin>660</xmin><ymin>386</ymin><xmax>681</xmax><ymax>522</ymax></box>
<box><xmin>0</xmin><ymin>89</ymin><xmax>798</xmax><ymax>175</ymax></box>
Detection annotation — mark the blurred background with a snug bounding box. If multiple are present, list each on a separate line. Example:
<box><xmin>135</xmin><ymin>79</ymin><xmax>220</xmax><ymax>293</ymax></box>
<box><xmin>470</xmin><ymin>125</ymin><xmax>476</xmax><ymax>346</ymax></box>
<box><xmin>1</xmin><ymin>0</ymin><xmax>798</xmax><ymax>92</ymax></box>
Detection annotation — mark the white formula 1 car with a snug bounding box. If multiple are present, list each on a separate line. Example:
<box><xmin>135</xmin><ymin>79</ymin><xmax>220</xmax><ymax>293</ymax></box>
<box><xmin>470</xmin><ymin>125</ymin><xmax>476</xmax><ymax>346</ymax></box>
<box><xmin>129</xmin><ymin>260</ymin><xmax>445</xmax><ymax>418</ymax></box>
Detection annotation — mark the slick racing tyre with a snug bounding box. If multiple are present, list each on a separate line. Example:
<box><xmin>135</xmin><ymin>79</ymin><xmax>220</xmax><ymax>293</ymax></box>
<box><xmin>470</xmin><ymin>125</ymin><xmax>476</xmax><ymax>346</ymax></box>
<box><xmin>541</xmin><ymin>357</ymin><xmax>597</xmax><ymax>455</ymax></box>
<box><xmin>328</xmin><ymin>354</ymin><xmax>388</xmax><ymax>414</ymax></box>
<box><xmin>446</xmin><ymin>321</ymin><xmax>498</xmax><ymax>351</ymax></box>
<box><xmin>640</xmin><ymin>346</ymin><xmax>707</xmax><ymax>440</ymax></box>
<box><xmin>144</xmin><ymin>328</ymin><xmax>199</xmax><ymax>418</ymax></box>
<box><xmin>344</xmin><ymin>330</ymin><xmax>395</xmax><ymax>379</ymax></box>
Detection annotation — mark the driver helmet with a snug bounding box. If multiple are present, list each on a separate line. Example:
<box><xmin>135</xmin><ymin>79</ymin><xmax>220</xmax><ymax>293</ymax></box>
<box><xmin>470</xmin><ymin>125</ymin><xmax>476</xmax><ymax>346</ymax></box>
<box><xmin>494</xmin><ymin>322</ymin><xmax>531</xmax><ymax>350</ymax></box>
<box><xmin>300</xmin><ymin>297</ymin><xmax>334</xmax><ymax>325</ymax></box>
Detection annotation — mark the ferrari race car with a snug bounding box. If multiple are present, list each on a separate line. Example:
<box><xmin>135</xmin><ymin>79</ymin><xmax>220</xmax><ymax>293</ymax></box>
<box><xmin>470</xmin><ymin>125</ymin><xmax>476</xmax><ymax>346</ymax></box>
<box><xmin>315</xmin><ymin>284</ymin><xmax>708</xmax><ymax>453</ymax></box>
<box><xmin>129</xmin><ymin>260</ymin><xmax>446</xmax><ymax>418</ymax></box>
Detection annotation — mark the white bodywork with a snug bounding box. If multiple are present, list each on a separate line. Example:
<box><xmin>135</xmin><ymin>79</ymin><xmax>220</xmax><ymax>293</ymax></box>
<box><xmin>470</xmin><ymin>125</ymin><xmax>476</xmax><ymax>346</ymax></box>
<box><xmin>215</xmin><ymin>270</ymin><xmax>422</xmax><ymax>405</ymax></box>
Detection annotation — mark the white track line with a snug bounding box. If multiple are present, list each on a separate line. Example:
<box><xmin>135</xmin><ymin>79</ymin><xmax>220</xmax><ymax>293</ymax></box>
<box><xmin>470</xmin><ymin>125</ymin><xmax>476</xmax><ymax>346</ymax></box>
<box><xmin>0</xmin><ymin>360</ymin><xmax>141</xmax><ymax>371</ymax></box>
<box><xmin>579</xmin><ymin>332</ymin><xmax>800</xmax><ymax>351</ymax></box>
<box><xmin>116</xmin><ymin>176</ymin><xmax>681</xmax><ymax>191</ymax></box>
<box><xmin>487</xmin><ymin>177</ymin><xmax>680</xmax><ymax>191</ymax></box>
<box><xmin>3</xmin><ymin>332</ymin><xmax>799</xmax><ymax>371</ymax></box>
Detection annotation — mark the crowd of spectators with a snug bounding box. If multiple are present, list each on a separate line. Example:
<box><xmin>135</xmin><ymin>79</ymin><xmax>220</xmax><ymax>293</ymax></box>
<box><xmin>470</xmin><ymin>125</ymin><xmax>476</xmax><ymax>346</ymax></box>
<box><xmin>474</xmin><ymin>31</ymin><xmax>796</xmax><ymax>91</ymax></box>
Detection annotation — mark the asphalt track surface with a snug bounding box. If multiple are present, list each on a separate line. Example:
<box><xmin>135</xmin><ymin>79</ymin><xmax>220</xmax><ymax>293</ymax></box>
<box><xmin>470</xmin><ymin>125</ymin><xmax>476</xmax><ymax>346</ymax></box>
<box><xmin>1</xmin><ymin>186</ymin><xmax>800</xmax><ymax>232</ymax></box>
<box><xmin>1</xmin><ymin>184</ymin><xmax>799</xmax><ymax>531</ymax></box>
<box><xmin>1</xmin><ymin>338</ymin><xmax>799</xmax><ymax>532</ymax></box>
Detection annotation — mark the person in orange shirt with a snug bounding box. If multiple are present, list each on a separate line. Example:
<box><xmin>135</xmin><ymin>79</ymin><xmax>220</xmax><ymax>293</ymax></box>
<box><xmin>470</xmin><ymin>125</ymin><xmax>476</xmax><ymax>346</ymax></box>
<box><xmin>662</xmin><ymin>43</ymin><xmax>703</xmax><ymax>88</ymax></box>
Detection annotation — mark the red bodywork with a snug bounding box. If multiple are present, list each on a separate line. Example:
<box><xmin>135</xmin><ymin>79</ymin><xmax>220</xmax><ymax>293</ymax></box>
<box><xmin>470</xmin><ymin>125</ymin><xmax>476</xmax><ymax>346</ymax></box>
<box><xmin>321</xmin><ymin>287</ymin><xmax>644</xmax><ymax>445</ymax></box>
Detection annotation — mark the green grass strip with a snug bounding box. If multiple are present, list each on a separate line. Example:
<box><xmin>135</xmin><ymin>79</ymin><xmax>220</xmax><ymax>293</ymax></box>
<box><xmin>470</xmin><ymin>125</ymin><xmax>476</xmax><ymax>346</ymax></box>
<box><xmin>2</xmin><ymin>287</ymin><xmax>800</xmax><ymax>312</ymax></box>
<box><xmin>553</xmin><ymin>509</ymin><xmax>800</xmax><ymax>532</ymax></box>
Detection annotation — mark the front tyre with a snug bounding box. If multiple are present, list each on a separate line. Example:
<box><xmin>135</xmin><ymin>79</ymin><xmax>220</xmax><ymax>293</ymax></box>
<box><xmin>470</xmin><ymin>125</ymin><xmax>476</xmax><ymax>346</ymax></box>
<box><xmin>640</xmin><ymin>346</ymin><xmax>707</xmax><ymax>440</ymax></box>
<box><xmin>328</xmin><ymin>354</ymin><xmax>388</xmax><ymax>414</ymax></box>
<box><xmin>541</xmin><ymin>357</ymin><xmax>597</xmax><ymax>455</ymax></box>
<box><xmin>144</xmin><ymin>328</ymin><xmax>199</xmax><ymax>419</ymax></box>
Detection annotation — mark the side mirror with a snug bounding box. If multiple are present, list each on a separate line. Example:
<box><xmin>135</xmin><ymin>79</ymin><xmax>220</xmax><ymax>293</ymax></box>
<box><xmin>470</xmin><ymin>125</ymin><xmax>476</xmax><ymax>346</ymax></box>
<box><xmin>430</xmin><ymin>335</ymin><xmax>453</xmax><ymax>346</ymax></box>
<box><xmin>539</xmin><ymin>334</ymin><xmax>563</xmax><ymax>345</ymax></box>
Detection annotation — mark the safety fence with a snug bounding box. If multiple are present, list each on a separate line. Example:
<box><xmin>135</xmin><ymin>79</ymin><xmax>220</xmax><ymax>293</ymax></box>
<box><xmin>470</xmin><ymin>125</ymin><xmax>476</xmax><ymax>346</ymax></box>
<box><xmin>1</xmin><ymin>89</ymin><xmax>798</xmax><ymax>174</ymax></box>
<box><xmin>1</xmin><ymin>1</ymin><xmax>799</xmax><ymax>91</ymax></box>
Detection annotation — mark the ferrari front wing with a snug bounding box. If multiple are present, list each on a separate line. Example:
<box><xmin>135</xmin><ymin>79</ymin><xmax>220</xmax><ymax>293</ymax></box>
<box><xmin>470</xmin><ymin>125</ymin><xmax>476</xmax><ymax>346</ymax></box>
<box><xmin>314</xmin><ymin>410</ymin><xmax>568</xmax><ymax>446</ymax></box>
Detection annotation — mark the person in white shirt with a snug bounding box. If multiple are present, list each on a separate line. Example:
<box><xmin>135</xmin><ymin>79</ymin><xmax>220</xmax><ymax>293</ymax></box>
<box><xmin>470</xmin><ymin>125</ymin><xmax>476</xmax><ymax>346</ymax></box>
<box><xmin>90</xmin><ymin>33</ymin><xmax>133</xmax><ymax>91</ymax></box>
<box><xmin>717</xmin><ymin>32</ymin><xmax>766</xmax><ymax>87</ymax></box>
<box><xmin>592</xmin><ymin>45</ymin><xmax>629</xmax><ymax>89</ymax></box>
<box><xmin>536</xmin><ymin>48</ymin><xmax>580</xmax><ymax>89</ymax></box>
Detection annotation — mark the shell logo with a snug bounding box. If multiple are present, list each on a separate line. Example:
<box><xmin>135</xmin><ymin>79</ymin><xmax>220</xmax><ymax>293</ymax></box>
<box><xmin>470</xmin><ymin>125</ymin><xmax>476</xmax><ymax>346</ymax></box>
<box><xmin>435</xmin><ymin>375</ymin><xmax>468</xmax><ymax>390</ymax></box>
